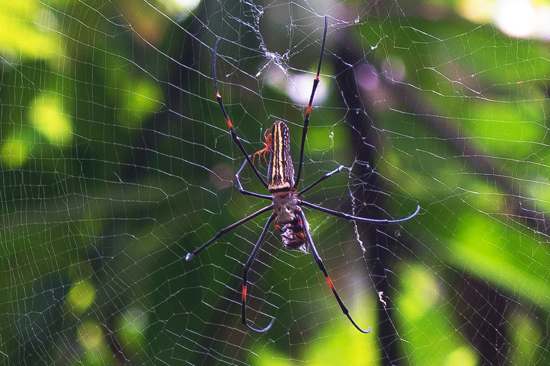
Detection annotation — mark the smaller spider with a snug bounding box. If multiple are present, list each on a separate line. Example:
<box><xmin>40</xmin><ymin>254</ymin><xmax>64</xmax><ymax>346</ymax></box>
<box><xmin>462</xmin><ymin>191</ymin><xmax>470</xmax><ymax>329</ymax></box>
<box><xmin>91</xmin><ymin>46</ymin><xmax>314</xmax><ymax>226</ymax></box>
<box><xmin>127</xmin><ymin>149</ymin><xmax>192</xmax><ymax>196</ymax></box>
<box><xmin>186</xmin><ymin>17</ymin><xmax>420</xmax><ymax>333</ymax></box>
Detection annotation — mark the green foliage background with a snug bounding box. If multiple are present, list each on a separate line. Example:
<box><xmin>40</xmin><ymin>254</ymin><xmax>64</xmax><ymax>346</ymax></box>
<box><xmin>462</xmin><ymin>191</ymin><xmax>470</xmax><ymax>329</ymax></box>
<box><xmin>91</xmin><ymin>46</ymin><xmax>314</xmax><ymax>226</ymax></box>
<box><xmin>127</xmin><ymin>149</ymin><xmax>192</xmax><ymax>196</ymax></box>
<box><xmin>1</xmin><ymin>0</ymin><xmax>550</xmax><ymax>365</ymax></box>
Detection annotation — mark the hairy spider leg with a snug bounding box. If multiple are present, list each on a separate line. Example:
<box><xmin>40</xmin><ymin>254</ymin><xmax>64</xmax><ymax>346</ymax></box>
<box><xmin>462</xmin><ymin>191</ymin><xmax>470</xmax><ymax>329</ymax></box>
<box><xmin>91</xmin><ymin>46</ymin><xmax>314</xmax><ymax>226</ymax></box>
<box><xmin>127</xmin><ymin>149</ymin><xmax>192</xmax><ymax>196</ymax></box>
<box><xmin>185</xmin><ymin>205</ymin><xmax>273</xmax><ymax>261</ymax></box>
<box><xmin>213</xmin><ymin>38</ymin><xmax>269</xmax><ymax>190</ymax></box>
<box><xmin>299</xmin><ymin>200</ymin><xmax>421</xmax><ymax>224</ymax></box>
<box><xmin>241</xmin><ymin>213</ymin><xmax>277</xmax><ymax>332</ymax></box>
<box><xmin>235</xmin><ymin>158</ymin><xmax>272</xmax><ymax>200</ymax></box>
<box><xmin>297</xmin><ymin>209</ymin><xmax>371</xmax><ymax>333</ymax></box>
<box><xmin>293</xmin><ymin>16</ymin><xmax>328</xmax><ymax>190</ymax></box>
<box><xmin>297</xmin><ymin>165</ymin><xmax>345</xmax><ymax>197</ymax></box>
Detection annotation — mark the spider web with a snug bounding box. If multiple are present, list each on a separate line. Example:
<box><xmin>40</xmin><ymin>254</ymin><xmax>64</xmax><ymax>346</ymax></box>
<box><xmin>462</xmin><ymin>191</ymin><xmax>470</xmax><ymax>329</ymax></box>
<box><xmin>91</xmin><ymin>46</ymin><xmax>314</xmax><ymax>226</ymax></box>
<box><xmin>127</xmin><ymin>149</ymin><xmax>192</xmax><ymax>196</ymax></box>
<box><xmin>2</xmin><ymin>0</ymin><xmax>550</xmax><ymax>365</ymax></box>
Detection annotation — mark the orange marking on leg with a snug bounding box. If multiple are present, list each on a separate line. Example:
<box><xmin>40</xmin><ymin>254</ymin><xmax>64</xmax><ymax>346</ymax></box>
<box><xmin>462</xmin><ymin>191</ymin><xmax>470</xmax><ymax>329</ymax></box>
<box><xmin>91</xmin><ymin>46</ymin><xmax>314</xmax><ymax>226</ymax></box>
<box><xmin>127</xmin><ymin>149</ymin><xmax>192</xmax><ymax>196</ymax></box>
<box><xmin>242</xmin><ymin>285</ymin><xmax>247</xmax><ymax>300</ymax></box>
<box><xmin>306</xmin><ymin>105</ymin><xmax>312</xmax><ymax>115</ymax></box>
<box><xmin>326</xmin><ymin>276</ymin><xmax>335</xmax><ymax>291</ymax></box>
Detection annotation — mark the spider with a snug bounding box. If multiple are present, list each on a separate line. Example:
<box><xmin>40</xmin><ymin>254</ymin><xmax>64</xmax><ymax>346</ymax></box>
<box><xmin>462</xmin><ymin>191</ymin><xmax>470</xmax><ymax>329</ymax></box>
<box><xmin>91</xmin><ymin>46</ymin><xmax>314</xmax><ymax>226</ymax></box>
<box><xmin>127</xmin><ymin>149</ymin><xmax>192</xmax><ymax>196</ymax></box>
<box><xmin>186</xmin><ymin>17</ymin><xmax>420</xmax><ymax>333</ymax></box>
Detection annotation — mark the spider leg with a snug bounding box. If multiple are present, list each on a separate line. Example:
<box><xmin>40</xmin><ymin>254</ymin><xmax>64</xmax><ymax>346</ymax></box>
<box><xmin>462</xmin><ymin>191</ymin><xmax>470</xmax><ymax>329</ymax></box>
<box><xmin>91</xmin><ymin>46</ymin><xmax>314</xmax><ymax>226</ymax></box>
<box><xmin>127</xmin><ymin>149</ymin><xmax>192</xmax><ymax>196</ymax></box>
<box><xmin>213</xmin><ymin>38</ymin><xmax>269</xmax><ymax>190</ymax></box>
<box><xmin>242</xmin><ymin>213</ymin><xmax>277</xmax><ymax>332</ymax></box>
<box><xmin>299</xmin><ymin>200</ymin><xmax>420</xmax><ymax>224</ymax></box>
<box><xmin>297</xmin><ymin>209</ymin><xmax>371</xmax><ymax>333</ymax></box>
<box><xmin>235</xmin><ymin>159</ymin><xmax>272</xmax><ymax>200</ymax></box>
<box><xmin>185</xmin><ymin>205</ymin><xmax>273</xmax><ymax>261</ymax></box>
<box><xmin>294</xmin><ymin>16</ymin><xmax>328</xmax><ymax>190</ymax></box>
<box><xmin>297</xmin><ymin>165</ymin><xmax>344</xmax><ymax>197</ymax></box>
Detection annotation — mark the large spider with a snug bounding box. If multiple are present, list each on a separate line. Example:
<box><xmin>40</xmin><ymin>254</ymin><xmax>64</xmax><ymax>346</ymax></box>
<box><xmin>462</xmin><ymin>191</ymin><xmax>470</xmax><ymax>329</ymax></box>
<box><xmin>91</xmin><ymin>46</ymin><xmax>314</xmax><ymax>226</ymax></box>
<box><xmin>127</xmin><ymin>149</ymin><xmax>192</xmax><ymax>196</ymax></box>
<box><xmin>186</xmin><ymin>17</ymin><xmax>420</xmax><ymax>333</ymax></box>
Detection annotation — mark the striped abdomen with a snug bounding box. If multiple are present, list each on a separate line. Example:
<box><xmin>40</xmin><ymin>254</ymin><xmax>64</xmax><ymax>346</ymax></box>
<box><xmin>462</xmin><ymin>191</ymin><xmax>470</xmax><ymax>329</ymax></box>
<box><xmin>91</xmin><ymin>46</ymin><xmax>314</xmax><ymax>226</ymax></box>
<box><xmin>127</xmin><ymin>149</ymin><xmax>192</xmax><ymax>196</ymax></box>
<box><xmin>267</xmin><ymin>121</ymin><xmax>294</xmax><ymax>194</ymax></box>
